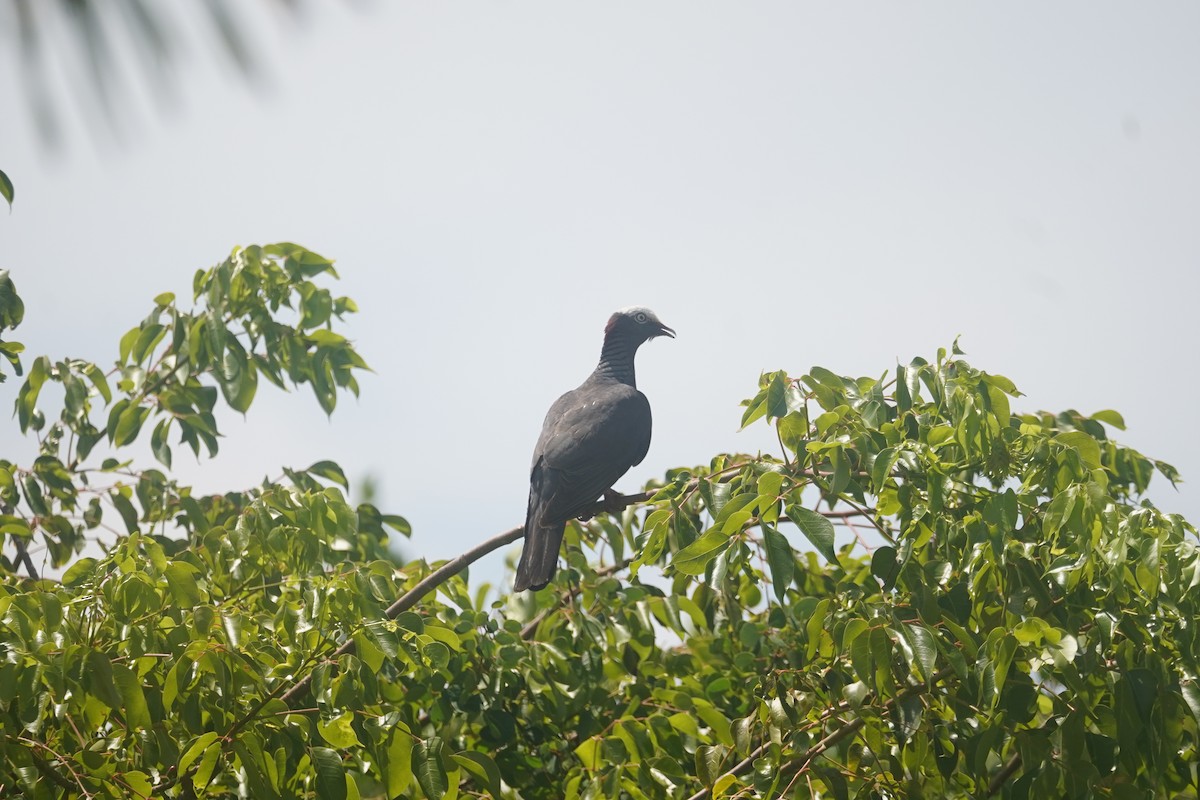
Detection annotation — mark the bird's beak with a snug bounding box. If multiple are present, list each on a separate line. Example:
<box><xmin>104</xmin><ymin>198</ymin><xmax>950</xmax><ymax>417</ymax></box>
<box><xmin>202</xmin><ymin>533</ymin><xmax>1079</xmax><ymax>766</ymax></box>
<box><xmin>657</xmin><ymin>324</ymin><xmax>676</xmax><ymax>339</ymax></box>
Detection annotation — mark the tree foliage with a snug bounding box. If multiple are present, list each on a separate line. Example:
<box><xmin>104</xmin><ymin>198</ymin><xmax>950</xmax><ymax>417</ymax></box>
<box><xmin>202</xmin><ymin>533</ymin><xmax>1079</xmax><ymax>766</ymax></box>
<box><xmin>1</xmin><ymin>246</ymin><xmax>1197</xmax><ymax>799</ymax></box>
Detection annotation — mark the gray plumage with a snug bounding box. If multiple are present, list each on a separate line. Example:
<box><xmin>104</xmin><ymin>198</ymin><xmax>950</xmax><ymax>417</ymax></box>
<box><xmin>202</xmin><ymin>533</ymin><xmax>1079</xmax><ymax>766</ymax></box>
<box><xmin>514</xmin><ymin>307</ymin><xmax>674</xmax><ymax>591</ymax></box>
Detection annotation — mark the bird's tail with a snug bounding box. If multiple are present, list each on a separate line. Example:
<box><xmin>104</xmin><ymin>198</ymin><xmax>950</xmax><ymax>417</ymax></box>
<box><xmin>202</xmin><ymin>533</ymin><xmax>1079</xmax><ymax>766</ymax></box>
<box><xmin>514</xmin><ymin>503</ymin><xmax>565</xmax><ymax>592</ymax></box>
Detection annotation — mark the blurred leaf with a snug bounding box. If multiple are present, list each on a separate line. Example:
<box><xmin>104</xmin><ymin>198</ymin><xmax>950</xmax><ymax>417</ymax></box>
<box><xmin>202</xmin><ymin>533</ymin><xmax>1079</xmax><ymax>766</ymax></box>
<box><xmin>871</xmin><ymin>546</ymin><xmax>898</xmax><ymax>590</ymax></box>
<box><xmin>1092</xmin><ymin>409</ymin><xmax>1126</xmax><ymax>430</ymax></box>
<box><xmin>164</xmin><ymin>562</ymin><xmax>202</xmax><ymax>607</ymax></box>
<box><xmin>1054</xmin><ymin>431</ymin><xmax>1102</xmax><ymax>470</ymax></box>
<box><xmin>318</xmin><ymin>712</ymin><xmax>362</xmax><ymax>749</ymax></box>
<box><xmin>312</xmin><ymin>747</ymin><xmax>347</xmax><ymax>800</ymax></box>
<box><xmin>387</xmin><ymin>728</ymin><xmax>415</xmax><ymax>797</ymax></box>
<box><xmin>0</xmin><ymin>270</ymin><xmax>24</xmax><ymax>330</ymax></box>
<box><xmin>308</xmin><ymin>460</ymin><xmax>349</xmax><ymax>489</ymax></box>
<box><xmin>452</xmin><ymin>751</ymin><xmax>502</xmax><ymax>799</ymax></box>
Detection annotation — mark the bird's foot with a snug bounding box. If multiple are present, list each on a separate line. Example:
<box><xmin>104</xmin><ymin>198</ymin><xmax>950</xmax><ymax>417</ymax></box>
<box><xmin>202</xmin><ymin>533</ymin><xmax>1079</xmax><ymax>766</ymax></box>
<box><xmin>575</xmin><ymin>489</ymin><xmax>629</xmax><ymax>522</ymax></box>
<box><xmin>600</xmin><ymin>489</ymin><xmax>628</xmax><ymax>514</ymax></box>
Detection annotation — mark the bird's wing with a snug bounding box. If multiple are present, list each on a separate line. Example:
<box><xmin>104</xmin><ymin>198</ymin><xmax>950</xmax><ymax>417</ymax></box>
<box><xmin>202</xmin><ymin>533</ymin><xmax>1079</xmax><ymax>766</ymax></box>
<box><xmin>531</xmin><ymin>384</ymin><xmax>652</xmax><ymax>522</ymax></box>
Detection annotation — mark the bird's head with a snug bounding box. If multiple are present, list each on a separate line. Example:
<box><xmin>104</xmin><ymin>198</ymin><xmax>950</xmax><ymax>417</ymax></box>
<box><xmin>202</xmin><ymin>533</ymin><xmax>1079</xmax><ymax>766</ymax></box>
<box><xmin>605</xmin><ymin>307</ymin><xmax>675</xmax><ymax>343</ymax></box>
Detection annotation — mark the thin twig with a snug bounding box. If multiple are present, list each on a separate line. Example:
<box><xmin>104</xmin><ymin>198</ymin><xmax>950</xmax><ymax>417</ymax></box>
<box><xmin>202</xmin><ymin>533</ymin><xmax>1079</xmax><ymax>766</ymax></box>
<box><xmin>834</xmin><ymin>495</ymin><xmax>896</xmax><ymax>545</ymax></box>
<box><xmin>15</xmin><ymin>735</ymin><xmax>94</xmax><ymax>797</ymax></box>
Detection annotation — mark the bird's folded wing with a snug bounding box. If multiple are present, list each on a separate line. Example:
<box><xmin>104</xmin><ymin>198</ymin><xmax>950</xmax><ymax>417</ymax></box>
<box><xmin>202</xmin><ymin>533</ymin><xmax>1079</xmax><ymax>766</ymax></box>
<box><xmin>534</xmin><ymin>387</ymin><xmax>652</xmax><ymax>521</ymax></box>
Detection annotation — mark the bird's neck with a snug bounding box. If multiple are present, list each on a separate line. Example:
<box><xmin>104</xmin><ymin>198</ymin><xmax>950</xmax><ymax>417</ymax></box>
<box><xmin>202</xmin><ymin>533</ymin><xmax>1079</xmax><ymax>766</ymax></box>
<box><xmin>595</xmin><ymin>334</ymin><xmax>639</xmax><ymax>386</ymax></box>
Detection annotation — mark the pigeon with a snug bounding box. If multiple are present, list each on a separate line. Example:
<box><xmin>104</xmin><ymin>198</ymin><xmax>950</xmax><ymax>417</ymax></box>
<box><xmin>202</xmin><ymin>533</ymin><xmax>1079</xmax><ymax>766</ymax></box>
<box><xmin>514</xmin><ymin>307</ymin><xmax>674</xmax><ymax>591</ymax></box>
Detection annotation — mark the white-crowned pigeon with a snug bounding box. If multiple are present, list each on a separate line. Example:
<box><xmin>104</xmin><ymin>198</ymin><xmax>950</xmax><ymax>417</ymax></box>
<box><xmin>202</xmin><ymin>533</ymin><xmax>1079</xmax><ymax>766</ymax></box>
<box><xmin>514</xmin><ymin>307</ymin><xmax>674</xmax><ymax>591</ymax></box>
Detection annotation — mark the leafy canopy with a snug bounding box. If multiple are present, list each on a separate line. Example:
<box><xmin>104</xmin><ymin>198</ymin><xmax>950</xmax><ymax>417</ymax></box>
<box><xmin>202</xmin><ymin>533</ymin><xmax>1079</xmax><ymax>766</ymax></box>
<box><xmin>1</xmin><ymin>245</ymin><xmax>1197</xmax><ymax>799</ymax></box>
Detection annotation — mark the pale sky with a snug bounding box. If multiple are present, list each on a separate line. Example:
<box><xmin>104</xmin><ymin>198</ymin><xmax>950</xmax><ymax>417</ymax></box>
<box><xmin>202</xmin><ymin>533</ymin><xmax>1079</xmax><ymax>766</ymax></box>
<box><xmin>2</xmin><ymin>3</ymin><xmax>1197</xmax><ymax>586</ymax></box>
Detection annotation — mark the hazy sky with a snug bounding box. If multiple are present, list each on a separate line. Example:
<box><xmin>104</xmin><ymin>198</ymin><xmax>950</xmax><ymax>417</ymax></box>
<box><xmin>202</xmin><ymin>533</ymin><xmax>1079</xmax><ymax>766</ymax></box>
<box><xmin>2</xmin><ymin>3</ymin><xmax>1197</xmax><ymax>587</ymax></box>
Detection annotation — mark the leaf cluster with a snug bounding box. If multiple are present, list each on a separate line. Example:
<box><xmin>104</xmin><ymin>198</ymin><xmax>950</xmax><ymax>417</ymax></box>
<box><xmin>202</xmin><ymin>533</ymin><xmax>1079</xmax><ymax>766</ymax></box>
<box><xmin>2</xmin><ymin>249</ymin><xmax>1197</xmax><ymax>799</ymax></box>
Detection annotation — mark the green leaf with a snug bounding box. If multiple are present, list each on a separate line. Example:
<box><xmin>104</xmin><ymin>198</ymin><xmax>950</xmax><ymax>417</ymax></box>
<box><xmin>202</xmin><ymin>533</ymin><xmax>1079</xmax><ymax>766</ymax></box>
<box><xmin>131</xmin><ymin>323</ymin><xmax>166</xmax><ymax>366</ymax></box>
<box><xmin>179</xmin><ymin>732</ymin><xmax>219</xmax><ymax>775</ymax></box>
<box><xmin>414</xmin><ymin>737</ymin><xmax>448</xmax><ymax>800</ymax></box>
<box><xmin>311</xmin><ymin>747</ymin><xmax>348</xmax><ymax>800</ymax></box>
<box><xmin>164</xmin><ymin>562</ymin><xmax>202</xmax><ymax>607</ymax></box>
<box><xmin>671</xmin><ymin>530</ymin><xmax>732</xmax><ymax>576</ymax></box>
<box><xmin>124</xmin><ymin>771</ymin><xmax>153</xmax><ymax>799</ymax></box>
<box><xmin>151</xmin><ymin>418</ymin><xmax>173</xmax><ymax>468</ymax></box>
<box><xmin>112</xmin><ymin>663</ymin><xmax>151</xmax><ymax>729</ymax></box>
<box><xmin>902</xmin><ymin>623</ymin><xmax>938</xmax><ymax>683</ymax></box>
<box><xmin>192</xmin><ymin>742</ymin><xmax>221</xmax><ymax>790</ymax></box>
<box><xmin>765</xmin><ymin>371</ymin><xmax>788</xmax><ymax>419</ymax></box>
<box><xmin>731</xmin><ymin>716</ymin><xmax>753</xmax><ymax>757</ymax></box>
<box><xmin>1054</xmin><ymin>431</ymin><xmax>1102</xmax><ymax>469</ymax></box>
<box><xmin>387</xmin><ymin>728</ymin><xmax>415</xmax><ymax>797</ymax></box>
<box><xmin>62</xmin><ymin>557</ymin><xmax>98</xmax><ymax>587</ymax></box>
<box><xmin>381</xmin><ymin>514</ymin><xmax>412</xmax><ymax>536</ymax></box>
<box><xmin>814</xmin><ymin>409</ymin><xmax>843</xmax><ymax>435</ymax></box>
<box><xmin>0</xmin><ymin>169</ymin><xmax>12</xmax><ymax>210</ymax></box>
<box><xmin>986</xmin><ymin>384</ymin><xmax>1010</xmax><ymax>426</ymax></box>
<box><xmin>786</xmin><ymin>504</ymin><xmax>839</xmax><ymax>565</ymax></box>
<box><xmin>16</xmin><ymin>355</ymin><xmax>48</xmax><ymax>432</ymax></box>
<box><xmin>1181</xmin><ymin>681</ymin><xmax>1200</xmax><ymax>727</ymax></box>
<box><xmin>111</xmin><ymin>491</ymin><xmax>140</xmax><ymax>534</ymax></box>
<box><xmin>423</xmin><ymin>641</ymin><xmax>451</xmax><ymax>669</ymax></box>
<box><xmin>0</xmin><ymin>270</ymin><xmax>24</xmax><ymax>333</ymax></box>
<box><xmin>85</xmin><ymin>650</ymin><xmax>123</xmax><ymax>713</ymax></box>
<box><xmin>777</xmin><ymin>411</ymin><xmax>808</xmax><ymax>453</ymax></box>
<box><xmin>1091</xmin><ymin>409</ymin><xmax>1126</xmax><ymax>430</ymax></box>
<box><xmin>762</xmin><ymin>525</ymin><xmax>794</xmax><ymax>602</ymax></box>
<box><xmin>668</xmin><ymin>711</ymin><xmax>702</xmax><ymax>737</ymax></box>
<box><xmin>574</xmin><ymin>736</ymin><xmax>603</xmax><ymax>771</ymax></box>
<box><xmin>118</xmin><ymin>327</ymin><xmax>140</xmax><ymax>366</ymax></box>
<box><xmin>228</xmin><ymin>357</ymin><xmax>258</xmax><ymax>413</ymax></box>
<box><xmin>318</xmin><ymin>712</ymin><xmax>362</xmax><ymax>748</ymax></box>
<box><xmin>740</xmin><ymin>386</ymin><xmax>769</xmax><ymax>430</ymax></box>
<box><xmin>831</xmin><ymin>447</ymin><xmax>850</xmax><ymax>494</ymax></box>
<box><xmin>113</xmin><ymin>403</ymin><xmax>151</xmax><ymax>446</ymax></box>
<box><xmin>714</xmin><ymin>494</ymin><xmax>757</xmax><ymax>533</ymax></box>
<box><xmin>696</xmin><ymin>744</ymin><xmax>728</xmax><ymax>787</ymax></box>
<box><xmin>308</xmin><ymin>460</ymin><xmax>349</xmax><ymax>489</ymax></box>
<box><xmin>870</xmin><ymin>546</ymin><xmax>898</xmax><ymax>590</ymax></box>
<box><xmin>713</xmin><ymin>774</ymin><xmax>739</xmax><ymax>797</ymax></box>
<box><xmin>452</xmin><ymin>751</ymin><xmax>503</xmax><ymax>799</ymax></box>
<box><xmin>872</xmin><ymin>446</ymin><xmax>899</xmax><ymax>492</ymax></box>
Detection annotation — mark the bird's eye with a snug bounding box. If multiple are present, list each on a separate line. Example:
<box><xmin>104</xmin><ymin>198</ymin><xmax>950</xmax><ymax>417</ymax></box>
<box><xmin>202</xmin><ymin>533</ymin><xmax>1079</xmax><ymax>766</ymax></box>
<box><xmin>635</xmin><ymin>313</ymin><xmax>648</xmax><ymax>323</ymax></box>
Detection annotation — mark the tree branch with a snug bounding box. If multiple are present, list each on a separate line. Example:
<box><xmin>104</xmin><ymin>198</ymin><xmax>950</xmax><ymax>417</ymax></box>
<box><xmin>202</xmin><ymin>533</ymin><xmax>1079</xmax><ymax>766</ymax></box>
<box><xmin>986</xmin><ymin>751</ymin><xmax>1021</xmax><ymax>796</ymax></box>
<box><xmin>278</xmin><ymin>464</ymin><xmax>873</xmax><ymax>708</ymax></box>
<box><xmin>280</xmin><ymin>524</ymin><xmax>526</xmax><ymax>707</ymax></box>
